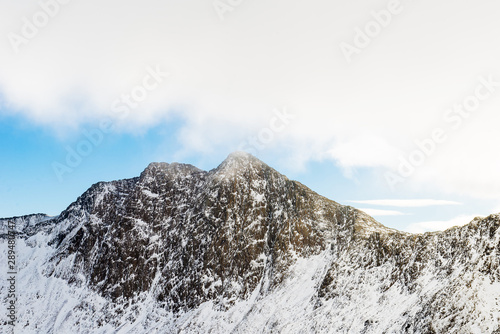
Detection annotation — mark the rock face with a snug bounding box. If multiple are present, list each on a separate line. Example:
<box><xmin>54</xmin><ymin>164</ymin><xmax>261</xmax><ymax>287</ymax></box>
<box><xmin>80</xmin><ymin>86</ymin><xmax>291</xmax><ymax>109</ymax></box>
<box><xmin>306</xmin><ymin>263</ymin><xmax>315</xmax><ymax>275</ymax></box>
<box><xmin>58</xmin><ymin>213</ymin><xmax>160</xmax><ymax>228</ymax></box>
<box><xmin>1</xmin><ymin>152</ymin><xmax>499</xmax><ymax>333</ymax></box>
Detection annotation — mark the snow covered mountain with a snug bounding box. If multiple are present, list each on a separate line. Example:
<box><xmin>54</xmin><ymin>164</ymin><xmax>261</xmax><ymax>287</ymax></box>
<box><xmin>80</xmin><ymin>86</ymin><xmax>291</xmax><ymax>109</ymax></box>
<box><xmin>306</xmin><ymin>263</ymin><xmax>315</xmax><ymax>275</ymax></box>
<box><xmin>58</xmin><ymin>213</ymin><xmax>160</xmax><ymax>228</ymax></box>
<box><xmin>1</xmin><ymin>152</ymin><xmax>499</xmax><ymax>333</ymax></box>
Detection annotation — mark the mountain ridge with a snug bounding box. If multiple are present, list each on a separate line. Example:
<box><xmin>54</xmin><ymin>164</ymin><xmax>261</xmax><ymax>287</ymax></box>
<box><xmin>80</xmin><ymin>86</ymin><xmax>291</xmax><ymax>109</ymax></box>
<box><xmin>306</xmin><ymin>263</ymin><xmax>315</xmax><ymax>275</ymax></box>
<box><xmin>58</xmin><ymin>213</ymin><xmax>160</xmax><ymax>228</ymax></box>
<box><xmin>1</xmin><ymin>152</ymin><xmax>499</xmax><ymax>333</ymax></box>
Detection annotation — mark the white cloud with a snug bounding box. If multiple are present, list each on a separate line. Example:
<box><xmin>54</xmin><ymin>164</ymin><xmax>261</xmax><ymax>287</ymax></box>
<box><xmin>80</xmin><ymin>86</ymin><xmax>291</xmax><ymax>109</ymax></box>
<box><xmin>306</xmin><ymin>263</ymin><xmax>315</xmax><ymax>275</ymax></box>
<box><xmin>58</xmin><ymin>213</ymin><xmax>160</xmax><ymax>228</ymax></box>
<box><xmin>328</xmin><ymin>135</ymin><xmax>400</xmax><ymax>169</ymax></box>
<box><xmin>357</xmin><ymin>208</ymin><xmax>407</xmax><ymax>217</ymax></box>
<box><xmin>405</xmin><ymin>215</ymin><xmax>483</xmax><ymax>234</ymax></box>
<box><xmin>493</xmin><ymin>202</ymin><xmax>500</xmax><ymax>214</ymax></box>
<box><xmin>349</xmin><ymin>199</ymin><xmax>461</xmax><ymax>207</ymax></box>
<box><xmin>1</xmin><ymin>0</ymin><xmax>500</xmax><ymax>200</ymax></box>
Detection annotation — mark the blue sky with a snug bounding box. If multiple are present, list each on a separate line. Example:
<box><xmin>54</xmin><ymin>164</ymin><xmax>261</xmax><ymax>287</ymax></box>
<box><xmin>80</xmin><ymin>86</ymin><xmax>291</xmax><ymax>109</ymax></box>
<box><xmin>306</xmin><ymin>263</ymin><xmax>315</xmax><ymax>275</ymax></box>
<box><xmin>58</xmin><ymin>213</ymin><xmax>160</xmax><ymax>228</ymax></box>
<box><xmin>1</xmin><ymin>0</ymin><xmax>500</xmax><ymax>232</ymax></box>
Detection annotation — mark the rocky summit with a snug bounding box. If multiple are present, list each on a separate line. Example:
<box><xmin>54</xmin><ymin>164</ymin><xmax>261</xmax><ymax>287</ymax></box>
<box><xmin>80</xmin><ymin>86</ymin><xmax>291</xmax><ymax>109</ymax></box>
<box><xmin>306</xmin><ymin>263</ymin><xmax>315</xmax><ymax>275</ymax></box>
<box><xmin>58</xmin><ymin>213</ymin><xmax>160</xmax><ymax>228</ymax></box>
<box><xmin>1</xmin><ymin>152</ymin><xmax>499</xmax><ymax>333</ymax></box>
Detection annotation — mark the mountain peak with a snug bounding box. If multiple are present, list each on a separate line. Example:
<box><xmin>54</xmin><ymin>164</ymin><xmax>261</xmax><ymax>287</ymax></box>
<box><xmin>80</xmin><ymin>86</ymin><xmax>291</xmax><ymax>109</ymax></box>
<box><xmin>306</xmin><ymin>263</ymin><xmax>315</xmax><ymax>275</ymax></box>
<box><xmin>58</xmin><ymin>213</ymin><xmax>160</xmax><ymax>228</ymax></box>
<box><xmin>144</xmin><ymin>161</ymin><xmax>170</xmax><ymax>172</ymax></box>
<box><xmin>140</xmin><ymin>161</ymin><xmax>203</xmax><ymax>181</ymax></box>
<box><xmin>224</xmin><ymin>151</ymin><xmax>262</xmax><ymax>164</ymax></box>
<box><xmin>213</xmin><ymin>151</ymin><xmax>269</xmax><ymax>179</ymax></box>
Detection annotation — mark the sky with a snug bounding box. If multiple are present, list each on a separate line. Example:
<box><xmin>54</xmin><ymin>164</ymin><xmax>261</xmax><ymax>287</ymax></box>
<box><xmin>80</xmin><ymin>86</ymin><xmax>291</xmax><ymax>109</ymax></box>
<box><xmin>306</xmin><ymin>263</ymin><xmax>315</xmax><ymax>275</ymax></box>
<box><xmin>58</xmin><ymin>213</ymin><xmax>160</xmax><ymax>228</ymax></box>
<box><xmin>1</xmin><ymin>0</ymin><xmax>500</xmax><ymax>232</ymax></box>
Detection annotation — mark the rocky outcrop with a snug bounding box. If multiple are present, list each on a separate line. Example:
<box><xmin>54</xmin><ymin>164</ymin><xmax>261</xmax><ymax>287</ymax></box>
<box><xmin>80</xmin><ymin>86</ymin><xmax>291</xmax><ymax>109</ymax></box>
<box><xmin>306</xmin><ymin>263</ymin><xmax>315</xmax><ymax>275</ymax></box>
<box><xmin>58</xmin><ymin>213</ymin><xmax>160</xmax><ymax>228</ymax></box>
<box><xmin>1</xmin><ymin>152</ymin><xmax>499</xmax><ymax>333</ymax></box>
<box><xmin>43</xmin><ymin>152</ymin><xmax>387</xmax><ymax>309</ymax></box>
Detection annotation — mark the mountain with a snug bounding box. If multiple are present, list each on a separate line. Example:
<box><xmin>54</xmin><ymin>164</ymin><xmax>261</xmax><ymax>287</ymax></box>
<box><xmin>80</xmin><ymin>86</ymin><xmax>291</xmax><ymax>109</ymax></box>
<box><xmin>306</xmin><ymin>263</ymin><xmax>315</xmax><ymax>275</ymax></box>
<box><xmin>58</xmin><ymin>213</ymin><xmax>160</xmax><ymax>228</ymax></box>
<box><xmin>1</xmin><ymin>152</ymin><xmax>499</xmax><ymax>333</ymax></box>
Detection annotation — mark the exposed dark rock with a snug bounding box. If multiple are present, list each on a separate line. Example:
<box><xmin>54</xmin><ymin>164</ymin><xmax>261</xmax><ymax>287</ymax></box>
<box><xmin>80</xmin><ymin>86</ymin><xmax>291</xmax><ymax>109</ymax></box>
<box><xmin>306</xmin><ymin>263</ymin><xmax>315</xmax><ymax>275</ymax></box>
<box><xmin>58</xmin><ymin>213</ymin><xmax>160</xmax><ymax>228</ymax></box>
<box><xmin>1</xmin><ymin>152</ymin><xmax>499</xmax><ymax>333</ymax></box>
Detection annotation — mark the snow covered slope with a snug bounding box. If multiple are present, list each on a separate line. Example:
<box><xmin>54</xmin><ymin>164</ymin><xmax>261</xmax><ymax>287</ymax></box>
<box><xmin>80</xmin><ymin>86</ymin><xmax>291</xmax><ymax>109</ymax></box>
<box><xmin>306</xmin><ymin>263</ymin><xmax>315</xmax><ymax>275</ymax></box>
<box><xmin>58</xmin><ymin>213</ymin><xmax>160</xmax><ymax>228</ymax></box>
<box><xmin>1</xmin><ymin>152</ymin><xmax>499</xmax><ymax>333</ymax></box>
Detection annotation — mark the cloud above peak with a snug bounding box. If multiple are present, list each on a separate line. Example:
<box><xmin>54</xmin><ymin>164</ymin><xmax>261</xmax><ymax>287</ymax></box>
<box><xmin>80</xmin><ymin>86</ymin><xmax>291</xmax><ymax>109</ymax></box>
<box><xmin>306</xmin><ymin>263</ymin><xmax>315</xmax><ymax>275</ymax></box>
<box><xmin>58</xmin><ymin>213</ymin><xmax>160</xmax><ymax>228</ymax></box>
<box><xmin>1</xmin><ymin>0</ymin><xmax>500</xmax><ymax>200</ymax></box>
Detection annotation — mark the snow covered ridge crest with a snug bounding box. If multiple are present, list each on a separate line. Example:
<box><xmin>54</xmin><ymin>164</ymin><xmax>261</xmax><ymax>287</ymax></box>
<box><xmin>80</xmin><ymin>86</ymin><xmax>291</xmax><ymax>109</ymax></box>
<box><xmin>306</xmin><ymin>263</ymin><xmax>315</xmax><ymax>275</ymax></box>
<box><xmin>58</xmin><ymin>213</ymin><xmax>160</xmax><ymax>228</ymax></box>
<box><xmin>1</xmin><ymin>153</ymin><xmax>500</xmax><ymax>333</ymax></box>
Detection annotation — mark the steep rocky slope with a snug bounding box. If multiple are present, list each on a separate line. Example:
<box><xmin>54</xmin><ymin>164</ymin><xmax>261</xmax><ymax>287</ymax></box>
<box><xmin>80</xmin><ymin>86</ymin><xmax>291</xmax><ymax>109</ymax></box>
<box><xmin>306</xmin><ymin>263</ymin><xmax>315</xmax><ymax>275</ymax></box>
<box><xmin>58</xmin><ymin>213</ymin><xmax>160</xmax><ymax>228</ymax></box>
<box><xmin>1</xmin><ymin>152</ymin><xmax>499</xmax><ymax>333</ymax></box>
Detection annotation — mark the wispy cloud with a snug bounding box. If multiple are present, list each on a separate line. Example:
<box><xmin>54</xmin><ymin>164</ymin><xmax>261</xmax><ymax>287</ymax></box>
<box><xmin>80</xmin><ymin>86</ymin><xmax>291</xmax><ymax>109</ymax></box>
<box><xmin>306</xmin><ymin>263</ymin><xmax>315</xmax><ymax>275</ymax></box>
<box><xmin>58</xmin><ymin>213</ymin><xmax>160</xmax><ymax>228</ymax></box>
<box><xmin>358</xmin><ymin>208</ymin><xmax>407</xmax><ymax>216</ymax></box>
<box><xmin>349</xmin><ymin>199</ymin><xmax>462</xmax><ymax>207</ymax></box>
<box><xmin>405</xmin><ymin>214</ymin><xmax>482</xmax><ymax>234</ymax></box>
